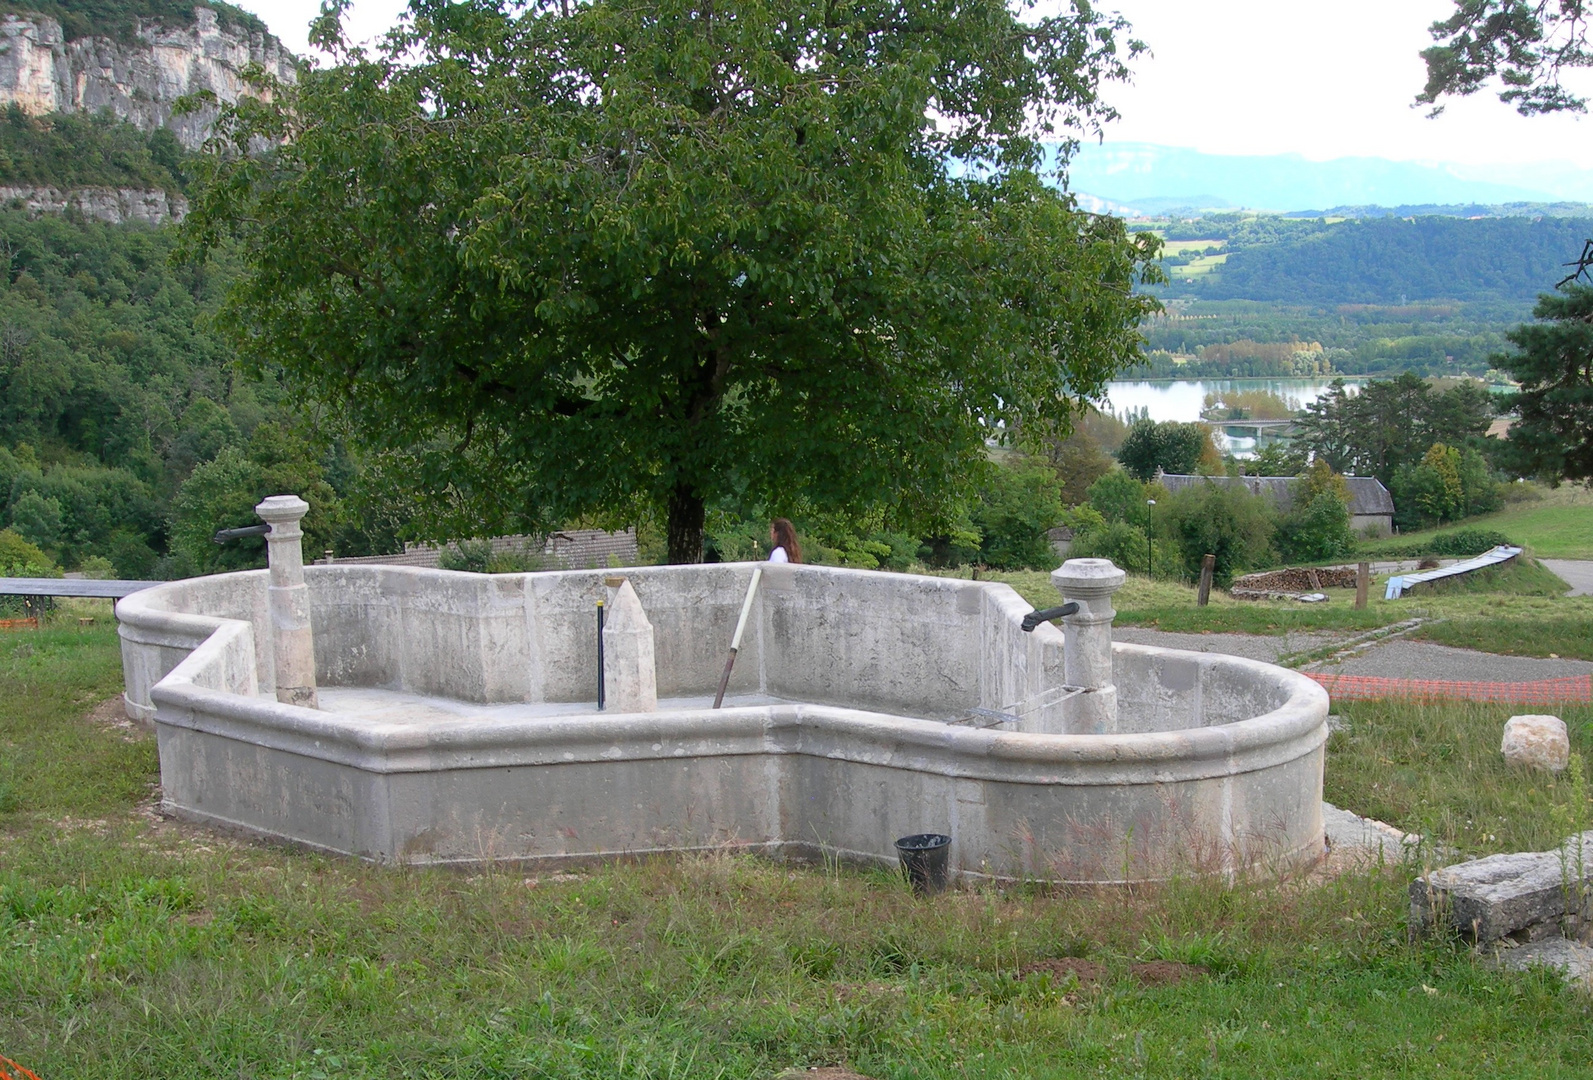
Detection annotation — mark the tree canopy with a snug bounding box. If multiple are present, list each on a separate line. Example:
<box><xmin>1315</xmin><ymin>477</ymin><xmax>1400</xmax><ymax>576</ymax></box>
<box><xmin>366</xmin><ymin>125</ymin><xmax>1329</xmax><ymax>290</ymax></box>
<box><xmin>1418</xmin><ymin>0</ymin><xmax>1593</xmax><ymax>115</ymax></box>
<box><xmin>1493</xmin><ymin>284</ymin><xmax>1593</xmax><ymax>483</ymax></box>
<box><xmin>1291</xmin><ymin>373</ymin><xmax>1494</xmax><ymax>485</ymax></box>
<box><xmin>187</xmin><ymin>0</ymin><xmax>1159</xmax><ymax>562</ymax></box>
<box><xmin>1115</xmin><ymin>419</ymin><xmax>1212</xmax><ymax>481</ymax></box>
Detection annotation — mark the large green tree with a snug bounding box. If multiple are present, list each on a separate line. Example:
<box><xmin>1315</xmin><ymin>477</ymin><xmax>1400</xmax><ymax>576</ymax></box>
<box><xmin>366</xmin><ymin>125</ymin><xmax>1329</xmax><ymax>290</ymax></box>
<box><xmin>1417</xmin><ymin>5</ymin><xmax>1593</xmax><ymax>486</ymax></box>
<box><xmin>1114</xmin><ymin>419</ymin><xmax>1210</xmax><ymax>481</ymax></box>
<box><xmin>1493</xmin><ymin>285</ymin><xmax>1593</xmax><ymax>482</ymax></box>
<box><xmin>1292</xmin><ymin>373</ymin><xmax>1493</xmax><ymax>485</ymax></box>
<box><xmin>186</xmin><ymin>0</ymin><xmax>1158</xmax><ymax>562</ymax></box>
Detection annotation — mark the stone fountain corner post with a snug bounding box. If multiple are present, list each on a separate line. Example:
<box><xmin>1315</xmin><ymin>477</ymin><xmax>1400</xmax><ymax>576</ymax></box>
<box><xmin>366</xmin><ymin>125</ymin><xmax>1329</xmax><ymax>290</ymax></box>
<box><xmin>603</xmin><ymin>576</ymin><xmax>658</xmax><ymax>713</ymax></box>
<box><xmin>256</xmin><ymin>494</ymin><xmax>319</xmax><ymax>709</ymax></box>
<box><xmin>1052</xmin><ymin>557</ymin><xmax>1125</xmax><ymax>734</ymax></box>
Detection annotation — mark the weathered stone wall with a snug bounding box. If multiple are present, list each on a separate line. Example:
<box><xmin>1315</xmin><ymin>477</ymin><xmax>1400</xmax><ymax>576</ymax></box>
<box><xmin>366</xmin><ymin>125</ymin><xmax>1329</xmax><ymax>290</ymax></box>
<box><xmin>116</xmin><ymin>562</ymin><xmax>1330</xmax><ymax>883</ymax></box>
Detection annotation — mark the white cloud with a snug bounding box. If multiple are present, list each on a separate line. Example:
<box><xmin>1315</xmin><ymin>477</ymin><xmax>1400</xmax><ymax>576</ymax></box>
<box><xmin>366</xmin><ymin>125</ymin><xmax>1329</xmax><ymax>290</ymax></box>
<box><xmin>246</xmin><ymin>0</ymin><xmax>410</xmax><ymax>63</ymax></box>
<box><xmin>1099</xmin><ymin>0</ymin><xmax>1593</xmax><ymax>168</ymax></box>
<box><xmin>245</xmin><ymin>0</ymin><xmax>1593</xmax><ymax>169</ymax></box>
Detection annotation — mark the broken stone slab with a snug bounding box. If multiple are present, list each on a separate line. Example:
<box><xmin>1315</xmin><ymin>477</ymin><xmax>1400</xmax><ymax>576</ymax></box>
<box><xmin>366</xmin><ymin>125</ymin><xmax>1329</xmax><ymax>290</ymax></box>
<box><xmin>1412</xmin><ymin>831</ymin><xmax>1593</xmax><ymax>943</ymax></box>
<box><xmin>1488</xmin><ymin>936</ymin><xmax>1593</xmax><ymax>990</ymax></box>
<box><xmin>1323</xmin><ymin>802</ymin><xmax>1415</xmax><ymax>862</ymax></box>
<box><xmin>1501</xmin><ymin>714</ymin><xmax>1569</xmax><ymax>773</ymax></box>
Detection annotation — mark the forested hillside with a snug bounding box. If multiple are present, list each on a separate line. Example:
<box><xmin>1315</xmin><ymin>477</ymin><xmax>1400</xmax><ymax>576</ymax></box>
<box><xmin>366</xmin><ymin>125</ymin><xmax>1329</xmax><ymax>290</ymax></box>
<box><xmin>1187</xmin><ymin>216</ymin><xmax>1590</xmax><ymax>304</ymax></box>
<box><xmin>0</xmin><ymin>106</ymin><xmax>186</xmax><ymax>190</ymax></box>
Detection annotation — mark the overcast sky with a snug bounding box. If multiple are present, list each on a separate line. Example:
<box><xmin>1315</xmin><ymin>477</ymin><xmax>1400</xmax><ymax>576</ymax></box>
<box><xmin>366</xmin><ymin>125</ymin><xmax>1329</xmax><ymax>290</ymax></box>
<box><xmin>260</xmin><ymin>0</ymin><xmax>1593</xmax><ymax>171</ymax></box>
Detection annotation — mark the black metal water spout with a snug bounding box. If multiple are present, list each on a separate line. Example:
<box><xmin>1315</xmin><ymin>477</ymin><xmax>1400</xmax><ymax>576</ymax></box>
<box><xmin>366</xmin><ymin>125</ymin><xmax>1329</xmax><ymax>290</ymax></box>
<box><xmin>213</xmin><ymin>523</ymin><xmax>271</xmax><ymax>544</ymax></box>
<box><xmin>1020</xmin><ymin>601</ymin><xmax>1078</xmax><ymax>632</ymax></box>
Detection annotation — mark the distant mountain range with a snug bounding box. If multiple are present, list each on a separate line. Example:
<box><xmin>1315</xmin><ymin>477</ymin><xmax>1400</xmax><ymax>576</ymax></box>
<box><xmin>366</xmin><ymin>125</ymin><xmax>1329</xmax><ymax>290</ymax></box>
<box><xmin>1059</xmin><ymin>142</ymin><xmax>1593</xmax><ymax>215</ymax></box>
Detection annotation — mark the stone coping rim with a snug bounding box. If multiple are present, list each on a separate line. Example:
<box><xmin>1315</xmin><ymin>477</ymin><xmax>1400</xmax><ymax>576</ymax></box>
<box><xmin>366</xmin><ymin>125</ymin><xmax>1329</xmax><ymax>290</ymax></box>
<box><xmin>152</xmin><ymin>681</ymin><xmax>1325</xmax><ymax>787</ymax></box>
<box><xmin>122</xmin><ymin>563</ymin><xmax>1328</xmax><ymax>770</ymax></box>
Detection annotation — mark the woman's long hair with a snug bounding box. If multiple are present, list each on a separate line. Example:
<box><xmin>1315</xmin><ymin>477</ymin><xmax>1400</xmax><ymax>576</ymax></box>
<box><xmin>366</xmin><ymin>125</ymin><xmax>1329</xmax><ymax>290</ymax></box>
<box><xmin>770</xmin><ymin>518</ymin><xmax>802</xmax><ymax>563</ymax></box>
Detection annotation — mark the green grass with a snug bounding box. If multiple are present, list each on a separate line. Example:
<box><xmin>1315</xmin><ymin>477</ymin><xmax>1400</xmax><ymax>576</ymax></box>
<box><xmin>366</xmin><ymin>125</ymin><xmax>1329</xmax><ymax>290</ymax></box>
<box><xmin>1416</xmin><ymin>616</ymin><xmax>1593</xmax><ymax>661</ymax></box>
<box><xmin>1363</xmin><ymin>485</ymin><xmax>1593</xmax><ymax>560</ymax></box>
<box><xmin>6</xmin><ymin>625</ymin><xmax>1593</xmax><ymax>1077</ymax></box>
<box><xmin>976</xmin><ymin>562</ymin><xmax>1593</xmax><ymax>658</ymax></box>
<box><xmin>1403</xmin><ymin>557</ymin><xmax>1570</xmax><ymax>598</ymax></box>
<box><xmin>1326</xmin><ymin>699</ymin><xmax>1593</xmax><ymax>858</ymax></box>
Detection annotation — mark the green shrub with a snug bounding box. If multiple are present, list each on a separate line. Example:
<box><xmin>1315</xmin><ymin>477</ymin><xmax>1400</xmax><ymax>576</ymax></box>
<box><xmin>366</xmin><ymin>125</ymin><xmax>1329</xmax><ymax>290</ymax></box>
<box><xmin>1276</xmin><ymin>492</ymin><xmax>1357</xmax><ymax>563</ymax></box>
<box><xmin>485</xmin><ymin>546</ymin><xmax>551</xmax><ymax>573</ymax></box>
<box><xmin>971</xmin><ymin>462</ymin><xmax>1064</xmax><ymax>570</ymax></box>
<box><xmin>1428</xmin><ymin>529</ymin><xmax>1516</xmax><ymax>556</ymax></box>
<box><xmin>1085</xmin><ymin>470</ymin><xmax>1158</xmax><ymax>526</ymax></box>
<box><xmin>439</xmin><ymin>539</ymin><xmax>493</xmax><ymax>573</ymax></box>
<box><xmin>76</xmin><ymin>554</ymin><xmax>117</xmax><ymax>579</ymax></box>
<box><xmin>1157</xmin><ymin>480</ymin><xmax>1276</xmax><ymax>586</ymax></box>
<box><xmin>1069</xmin><ymin>520</ymin><xmax>1180</xmax><ymax>578</ymax></box>
<box><xmin>0</xmin><ymin>527</ymin><xmax>57</xmax><ymax>575</ymax></box>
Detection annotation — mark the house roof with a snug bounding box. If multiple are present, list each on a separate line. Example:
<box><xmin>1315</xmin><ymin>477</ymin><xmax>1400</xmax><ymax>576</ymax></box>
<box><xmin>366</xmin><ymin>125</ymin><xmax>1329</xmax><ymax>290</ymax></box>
<box><xmin>1155</xmin><ymin>473</ymin><xmax>1395</xmax><ymax>517</ymax></box>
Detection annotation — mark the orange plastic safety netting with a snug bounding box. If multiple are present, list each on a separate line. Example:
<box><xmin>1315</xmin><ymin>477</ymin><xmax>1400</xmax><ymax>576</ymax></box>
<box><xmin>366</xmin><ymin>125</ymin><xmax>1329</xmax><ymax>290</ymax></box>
<box><xmin>1306</xmin><ymin>672</ymin><xmax>1593</xmax><ymax>705</ymax></box>
<box><xmin>0</xmin><ymin>1056</ymin><xmax>43</xmax><ymax>1080</ymax></box>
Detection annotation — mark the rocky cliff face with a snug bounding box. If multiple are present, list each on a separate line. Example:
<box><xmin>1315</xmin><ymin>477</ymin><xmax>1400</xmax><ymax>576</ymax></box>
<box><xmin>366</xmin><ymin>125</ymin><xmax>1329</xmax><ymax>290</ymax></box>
<box><xmin>0</xmin><ymin>7</ymin><xmax>295</xmax><ymax>151</ymax></box>
<box><xmin>0</xmin><ymin>184</ymin><xmax>185</xmax><ymax>224</ymax></box>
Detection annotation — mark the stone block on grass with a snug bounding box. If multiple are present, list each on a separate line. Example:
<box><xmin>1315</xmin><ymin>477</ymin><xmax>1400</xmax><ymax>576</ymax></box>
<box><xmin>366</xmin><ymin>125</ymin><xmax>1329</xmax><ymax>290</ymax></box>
<box><xmin>1412</xmin><ymin>831</ymin><xmax>1593</xmax><ymax>943</ymax></box>
<box><xmin>1501</xmin><ymin>714</ymin><xmax>1569</xmax><ymax>773</ymax></box>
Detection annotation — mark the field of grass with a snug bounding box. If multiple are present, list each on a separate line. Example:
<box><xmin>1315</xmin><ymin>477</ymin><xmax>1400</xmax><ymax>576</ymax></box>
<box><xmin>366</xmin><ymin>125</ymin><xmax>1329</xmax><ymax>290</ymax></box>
<box><xmin>1160</xmin><ymin>239</ymin><xmax>1226</xmax><ymax>256</ymax></box>
<box><xmin>1168</xmin><ymin>253</ymin><xmax>1229</xmax><ymax>280</ymax></box>
<box><xmin>5</xmin><ymin>623</ymin><xmax>1593</xmax><ymax>1076</ymax></box>
<box><xmin>1363</xmin><ymin>485</ymin><xmax>1593</xmax><ymax>560</ymax></box>
<box><xmin>1326</xmin><ymin>698</ymin><xmax>1593</xmax><ymax>857</ymax></box>
<box><xmin>978</xmin><ymin>561</ymin><xmax>1593</xmax><ymax>659</ymax></box>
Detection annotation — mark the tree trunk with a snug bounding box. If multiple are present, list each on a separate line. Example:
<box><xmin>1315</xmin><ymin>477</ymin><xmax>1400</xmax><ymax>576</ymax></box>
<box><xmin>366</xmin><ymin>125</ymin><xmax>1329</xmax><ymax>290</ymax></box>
<box><xmin>666</xmin><ymin>483</ymin><xmax>706</xmax><ymax>563</ymax></box>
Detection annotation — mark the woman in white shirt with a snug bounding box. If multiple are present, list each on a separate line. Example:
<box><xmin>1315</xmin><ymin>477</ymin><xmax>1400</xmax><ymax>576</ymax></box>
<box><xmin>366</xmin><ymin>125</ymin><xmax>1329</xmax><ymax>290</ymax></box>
<box><xmin>768</xmin><ymin>518</ymin><xmax>801</xmax><ymax>563</ymax></box>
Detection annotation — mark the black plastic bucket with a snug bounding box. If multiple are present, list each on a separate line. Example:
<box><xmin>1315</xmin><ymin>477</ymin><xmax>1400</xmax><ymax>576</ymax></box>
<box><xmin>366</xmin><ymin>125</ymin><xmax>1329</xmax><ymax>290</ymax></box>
<box><xmin>895</xmin><ymin>833</ymin><xmax>951</xmax><ymax>894</ymax></box>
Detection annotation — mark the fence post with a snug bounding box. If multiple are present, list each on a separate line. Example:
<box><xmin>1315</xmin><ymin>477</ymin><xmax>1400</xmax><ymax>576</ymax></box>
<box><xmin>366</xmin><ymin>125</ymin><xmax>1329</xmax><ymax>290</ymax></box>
<box><xmin>1355</xmin><ymin>561</ymin><xmax>1370</xmax><ymax>610</ymax></box>
<box><xmin>1196</xmin><ymin>553</ymin><xmax>1216</xmax><ymax>607</ymax></box>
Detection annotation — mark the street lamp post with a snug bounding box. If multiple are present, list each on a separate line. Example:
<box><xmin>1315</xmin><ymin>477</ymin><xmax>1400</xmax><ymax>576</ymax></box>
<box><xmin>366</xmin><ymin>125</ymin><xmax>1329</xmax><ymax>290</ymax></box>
<box><xmin>1145</xmin><ymin>499</ymin><xmax>1156</xmax><ymax>577</ymax></box>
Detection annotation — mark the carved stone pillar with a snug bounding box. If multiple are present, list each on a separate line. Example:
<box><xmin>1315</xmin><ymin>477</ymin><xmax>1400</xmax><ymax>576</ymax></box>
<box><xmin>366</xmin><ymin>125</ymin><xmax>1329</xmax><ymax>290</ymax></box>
<box><xmin>256</xmin><ymin>495</ymin><xmax>318</xmax><ymax>709</ymax></box>
<box><xmin>1052</xmin><ymin>558</ymin><xmax>1125</xmax><ymax>734</ymax></box>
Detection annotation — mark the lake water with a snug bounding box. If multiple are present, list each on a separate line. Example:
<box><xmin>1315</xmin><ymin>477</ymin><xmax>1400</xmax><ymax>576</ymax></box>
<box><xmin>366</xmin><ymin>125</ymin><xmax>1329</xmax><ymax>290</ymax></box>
<box><xmin>1099</xmin><ymin>378</ymin><xmax>1365</xmax><ymax>455</ymax></box>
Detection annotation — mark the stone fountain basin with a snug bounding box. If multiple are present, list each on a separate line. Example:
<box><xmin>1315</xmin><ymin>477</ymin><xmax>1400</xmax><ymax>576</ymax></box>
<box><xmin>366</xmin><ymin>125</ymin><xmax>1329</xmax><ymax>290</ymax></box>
<box><xmin>117</xmin><ymin>562</ymin><xmax>1328</xmax><ymax>883</ymax></box>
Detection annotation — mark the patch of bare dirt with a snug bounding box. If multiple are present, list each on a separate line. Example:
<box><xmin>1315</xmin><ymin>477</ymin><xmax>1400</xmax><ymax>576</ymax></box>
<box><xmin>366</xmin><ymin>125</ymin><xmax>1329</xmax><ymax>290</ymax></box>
<box><xmin>1018</xmin><ymin>957</ymin><xmax>1107</xmax><ymax>985</ymax></box>
<box><xmin>776</xmin><ymin>1070</ymin><xmax>876</xmax><ymax>1080</ymax></box>
<box><xmin>86</xmin><ymin>694</ymin><xmax>149</xmax><ymax>740</ymax></box>
<box><xmin>1127</xmin><ymin>960</ymin><xmax>1207</xmax><ymax>986</ymax></box>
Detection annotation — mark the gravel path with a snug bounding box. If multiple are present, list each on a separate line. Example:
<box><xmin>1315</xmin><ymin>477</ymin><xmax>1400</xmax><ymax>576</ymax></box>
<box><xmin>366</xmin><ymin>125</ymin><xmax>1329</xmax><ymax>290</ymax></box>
<box><xmin>1541</xmin><ymin>558</ymin><xmax>1593</xmax><ymax>597</ymax></box>
<box><xmin>1112</xmin><ymin>627</ymin><xmax>1350</xmax><ymax>664</ymax></box>
<box><xmin>1315</xmin><ymin>639</ymin><xmax>1593</xmax><ymax>682</ymax></box>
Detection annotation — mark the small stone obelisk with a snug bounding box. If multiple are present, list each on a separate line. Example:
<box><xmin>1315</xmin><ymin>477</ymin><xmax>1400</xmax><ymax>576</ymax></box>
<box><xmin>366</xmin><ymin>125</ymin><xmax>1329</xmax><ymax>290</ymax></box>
<box><xmin>256</xmin><ymin>495</ymin><xmax>318</xmax><ymax>709</ymax></box>
<box><xmin>1052</xmin><ymin>558</ymin><xmax>1125</xmax><ymax>734</ymax></box>
<box><xmin>602</xmin><ymin>577</ymin><xmax>657</xmax><ymax>713</ymax></box>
